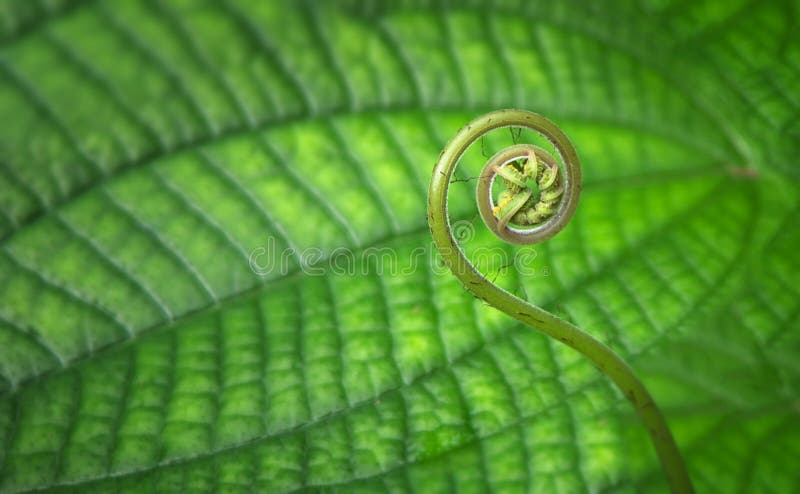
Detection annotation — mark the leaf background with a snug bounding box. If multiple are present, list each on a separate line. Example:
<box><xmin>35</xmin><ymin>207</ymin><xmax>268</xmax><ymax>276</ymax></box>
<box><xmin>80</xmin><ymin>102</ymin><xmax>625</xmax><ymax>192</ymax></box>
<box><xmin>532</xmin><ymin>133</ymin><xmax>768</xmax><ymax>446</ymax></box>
<box><xmin>0</xmin><ymin>0</ymin><xmax>798</xmax><ymax>492</ymax></box>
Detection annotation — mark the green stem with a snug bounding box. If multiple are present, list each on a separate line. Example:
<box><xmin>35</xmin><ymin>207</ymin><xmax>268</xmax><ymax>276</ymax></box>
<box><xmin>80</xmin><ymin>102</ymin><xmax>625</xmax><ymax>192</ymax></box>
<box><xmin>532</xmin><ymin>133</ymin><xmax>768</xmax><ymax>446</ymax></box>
<box><xmin>428</xmin><ymin>109</ymin><xmax>693</xmax><ymax>493</ymax></box>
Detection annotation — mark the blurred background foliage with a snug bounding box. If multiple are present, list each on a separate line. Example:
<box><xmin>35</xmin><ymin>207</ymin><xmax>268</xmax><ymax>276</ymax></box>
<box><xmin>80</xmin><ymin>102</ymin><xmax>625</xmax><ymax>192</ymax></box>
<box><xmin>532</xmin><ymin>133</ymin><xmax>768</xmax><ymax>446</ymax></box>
<box><xmin>0</xmin><ymin>0</ymin><xmax>798</xmax><ymax>492</ymax></box>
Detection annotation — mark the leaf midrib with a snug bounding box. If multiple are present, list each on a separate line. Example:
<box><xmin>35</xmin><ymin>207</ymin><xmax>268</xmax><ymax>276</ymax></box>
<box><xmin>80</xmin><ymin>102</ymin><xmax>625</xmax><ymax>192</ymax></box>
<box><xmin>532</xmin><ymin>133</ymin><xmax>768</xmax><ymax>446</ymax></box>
<box><xmin>0</xmin><ymin>169</ymin><xmax>734</xmax><ymax>396</ymax></box>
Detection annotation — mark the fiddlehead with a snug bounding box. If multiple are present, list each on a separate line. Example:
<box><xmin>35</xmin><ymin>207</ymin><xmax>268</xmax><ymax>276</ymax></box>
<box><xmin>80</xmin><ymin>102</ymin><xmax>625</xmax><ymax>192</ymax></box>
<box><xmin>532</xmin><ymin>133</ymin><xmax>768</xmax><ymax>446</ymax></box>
<box><xmin>428</xmin><ymin>109</ymin><xmax>693</xmax><ymax>493</ymax></box>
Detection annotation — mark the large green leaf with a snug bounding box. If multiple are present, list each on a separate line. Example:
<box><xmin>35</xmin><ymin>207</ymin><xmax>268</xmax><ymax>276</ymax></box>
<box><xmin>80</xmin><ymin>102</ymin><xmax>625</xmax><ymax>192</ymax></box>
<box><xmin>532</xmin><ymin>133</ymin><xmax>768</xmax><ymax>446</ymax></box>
<box><xmin>0</xmin><ymin>0</ymin><xmax>798</xmax><ymax>492</ymax></box>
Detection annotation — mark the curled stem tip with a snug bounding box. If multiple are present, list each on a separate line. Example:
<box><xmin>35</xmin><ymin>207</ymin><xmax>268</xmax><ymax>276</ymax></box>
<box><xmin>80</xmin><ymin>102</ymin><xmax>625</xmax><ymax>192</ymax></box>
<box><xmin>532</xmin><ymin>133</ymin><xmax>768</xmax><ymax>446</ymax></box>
<box><xmin>427</xmin><ymin>109</ymin><xmax>693</xmax><ymax>493</ymax></box>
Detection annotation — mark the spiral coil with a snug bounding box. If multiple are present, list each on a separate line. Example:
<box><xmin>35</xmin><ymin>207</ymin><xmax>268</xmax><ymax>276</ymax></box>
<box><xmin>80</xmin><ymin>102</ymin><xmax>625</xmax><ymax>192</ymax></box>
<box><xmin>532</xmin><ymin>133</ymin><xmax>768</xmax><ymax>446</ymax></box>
<box><xmin>428</xmin><ymin>109</ymin><xmax>693</xmax><ymax>493</ymax></box>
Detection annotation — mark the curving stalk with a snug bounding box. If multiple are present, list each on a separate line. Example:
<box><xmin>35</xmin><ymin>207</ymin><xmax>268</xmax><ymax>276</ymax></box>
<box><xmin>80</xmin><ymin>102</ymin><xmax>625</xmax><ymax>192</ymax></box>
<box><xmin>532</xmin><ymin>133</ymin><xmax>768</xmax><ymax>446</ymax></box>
<box><xmin>427</xmin><ymin>109</ymin><xmax>693</xmax><ymax>493</ymax></box>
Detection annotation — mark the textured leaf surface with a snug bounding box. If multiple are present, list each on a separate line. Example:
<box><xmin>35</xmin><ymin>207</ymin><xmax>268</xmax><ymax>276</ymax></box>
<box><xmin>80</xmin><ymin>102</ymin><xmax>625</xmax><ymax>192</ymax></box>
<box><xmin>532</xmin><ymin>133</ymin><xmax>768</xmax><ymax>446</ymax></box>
<box><xmin>0</xmin><ymin>0</ymin><xmax>798</xmax><ymax>492</ymax></box>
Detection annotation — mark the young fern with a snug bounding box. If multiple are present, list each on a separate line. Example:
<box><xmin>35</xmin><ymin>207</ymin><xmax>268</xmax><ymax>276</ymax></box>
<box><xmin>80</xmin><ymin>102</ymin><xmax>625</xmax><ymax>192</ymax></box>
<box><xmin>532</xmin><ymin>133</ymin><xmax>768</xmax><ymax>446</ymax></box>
<box><xmin>427</xmin><ymin>109</ymin><xmax>694</xmax><ymax>493</ymax></box>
